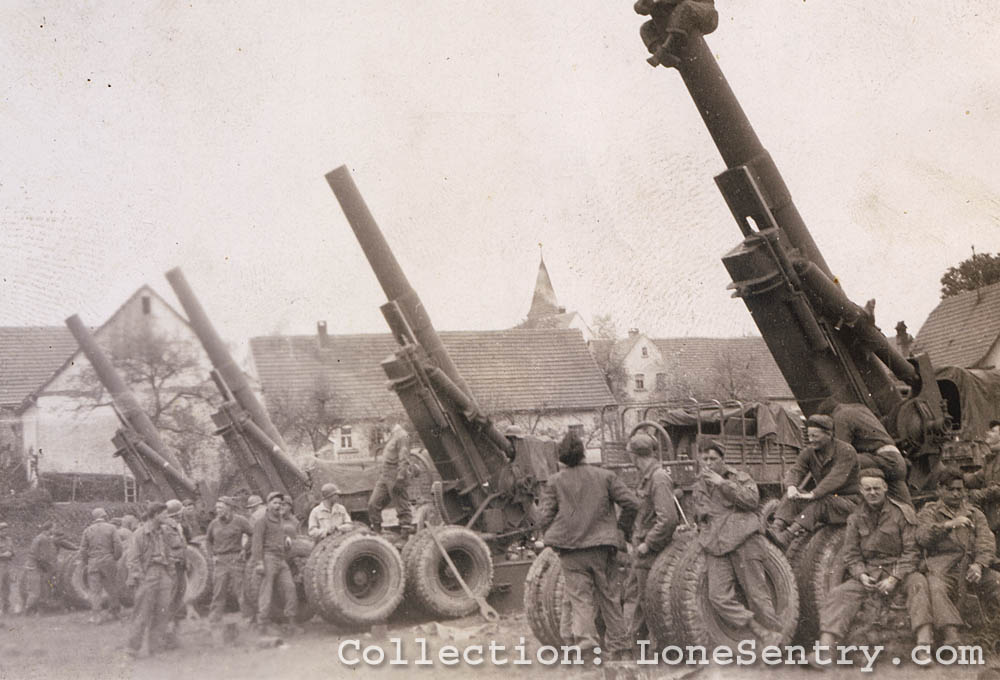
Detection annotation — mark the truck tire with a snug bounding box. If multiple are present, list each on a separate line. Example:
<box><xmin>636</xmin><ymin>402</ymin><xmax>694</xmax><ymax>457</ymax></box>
<box><xmin>304</xmin><ymin>534</ymin><xmax>343</xmax><ymax>623</ymax></box>
<box><xmin>183</xmin><ymin>545</ymin><xmax>210</xmax><ymax>604</ymax></box>
<box><xmin>539</xmin><ymin>556</ymin><xmax>569</xmax><ymax>645</ymax></box>
<box><xmin>316</xmin><ymin>531</ymin><xmax>405</xmax><ymax>628</ymax></box>
<box><xmin>670</xmin><ymin>538</ymin><xmax>799</xmax><ymax>648</ymax></box>
<box><xmin>62</xmin><ymin>555</ymin><xmax>93</xmax><ymax>610</ymax></box>
<box><xmin>405</xmin><ymin>525</ymin><xmax>492</xmax><ymax>619</ymax></box>
<box><xmin>644</xmin><ymin>531</ymin><xmax>694</xmax><ymax>645</ymax></box>
<box><xmin>790</xmin><ymin>525</ymin><xmax>847</xmax><ymax>643</ymax></box>
<box><xmin>525</xmin><ymin>548</ymin><xmax>561</xmax><ymax>646</ymax></box>
<box><xmin>190</xmin><ymin>538</ymin><xmax>213</xmax><ymax>606</ymax></box>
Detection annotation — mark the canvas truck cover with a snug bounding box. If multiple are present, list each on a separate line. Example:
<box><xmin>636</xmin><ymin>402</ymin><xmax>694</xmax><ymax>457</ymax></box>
<box><xmin>936</xmin><ymin>365</ymin><xmax>1000</xmax><ymax>439</ymax></box>
<box><xmin>657</xmin><ymin>402</ymin><xmax>804</xmax><ymax>450</ymax></box>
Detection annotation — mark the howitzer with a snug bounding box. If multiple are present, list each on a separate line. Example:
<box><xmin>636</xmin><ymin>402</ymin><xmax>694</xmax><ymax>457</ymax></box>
<box><xmin>65</xmin><ymin>314</ymin><xmax>197</xmax><ymax>501</ymax></box>
<box><xmin>326</xmin><ymin>166</ymin><xmax>551</xmax><ymax>537</ymax></box>
<box><xmin>634</xmin><ymin>3</ymin><xmax>953</xmax><ymax>484</ymax></box>
<box><xmin>165</xmin><ymin>267</ymin><xmax>310</xmax><ymax>502</ymax></box>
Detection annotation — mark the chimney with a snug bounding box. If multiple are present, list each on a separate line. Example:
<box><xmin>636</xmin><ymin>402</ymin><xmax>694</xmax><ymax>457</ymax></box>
<box><xmin>894</xmin><ymin>320</ymin><xmax>913</xmax><ymax>357</ymax></box>
<box><xmin>628</xmin><ymin>328</ymin><xmax>640</xmax><ymax>338</ymax></box>
<box><xmin>317</xmin><ymin>321</ymin><xmax>330</xmax><ymax>349</ymax></box>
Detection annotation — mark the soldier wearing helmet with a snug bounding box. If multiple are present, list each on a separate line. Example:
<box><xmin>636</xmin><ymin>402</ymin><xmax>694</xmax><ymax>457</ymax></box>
<box><xmin>367</xmin><ymin>422</ymin><xmax>414</xmax><ymax>534</ymax></box>
<box><xmin>308</xmin><ymin>483</ymin><xmax>352</xmax><ymax>541</ymax></box>
<box><xmin>79</xmin><ymin>507</ymin><xmax>124</xmax><ymax>621</ymax></box>
<box><xmin>622</xmin><ymin>432</ymin><xmax>679</xmax><ymax>649</ymax></box>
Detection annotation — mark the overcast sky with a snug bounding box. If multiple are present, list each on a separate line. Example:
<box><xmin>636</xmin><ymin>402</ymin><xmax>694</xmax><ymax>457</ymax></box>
<box><xmin>3</xmin><ymin>2</ymin><xmax>998</xmax><ymax>351</ymax></box>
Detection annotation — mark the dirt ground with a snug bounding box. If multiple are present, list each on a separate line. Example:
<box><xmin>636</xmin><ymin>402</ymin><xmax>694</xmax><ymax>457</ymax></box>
<box><xmin>0</xmin><ymin>608</ymin><xmax>995</xmax><ymax>680</ymax></box>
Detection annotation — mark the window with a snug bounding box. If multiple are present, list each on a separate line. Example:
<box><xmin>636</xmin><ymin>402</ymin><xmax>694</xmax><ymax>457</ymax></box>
<box><xmin>641</xmin><ymin>346</ymin><xmax>648</xmax><ymax>358</ymax></box>
<box><xmin>635</xmin><ymin>374</ymin><xmax>645</xmax><ymax>391</ymax></box>
<box><xmin>656</xmin><ymin>373</ymin><xmax>667</xmax><ymax>391</ymax></box>
<box><xmin>340</xmin><ymin>426</ymin><xmax>353</xmax><ymax>449</ymax></box>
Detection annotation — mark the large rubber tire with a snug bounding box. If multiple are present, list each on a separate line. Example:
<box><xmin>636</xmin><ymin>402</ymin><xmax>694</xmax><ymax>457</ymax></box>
<box><xmin>183</xmin><ymin>544</ymin><xmax>210</xmax><ymax>604</ymax></box>
<box><xmin>539</xmin><ymin>555</ymin><xmax>568</xmax><ymax>645</ymax></box>
<box><xmin>644</xmin><ymin>530</ymin><xmax>695</xmax><ymax>645</ymax></box>
<box><xmin>405</xmin><ymin>525</ymin><xmax>493</xmax><ymax>619</ymax></box>
<box><xmin>524</xmin><ymin>548</ymin><xmax>561</xmax><ymax>646</ymax></box>
<box><xmin>316</xmin><ymin>531</ymin><xmax>405</xmax><ymax>628</ymax></box>
<box><xmin>670</xmin><ymin>538</ymin><xmax>799</xmax><ymax>648</ymax></box>
<box><xmin>191</xmin><ymin>538</ymin><xmax>213</xmax><ymax>606</ymax></box>
<box><xmin>789</xmin><ymin>525</ymin><xmax>847</xmax><ymax>643</ymax></box>
<box><xmin>303</xmin><ymin>536</ymin><xmax>341</xmax><ymax>623</ymax></box>
<box><xmin>60</xmin><ymin>554</ymin><xmax>92</xmax><ymax>610</ymax></box>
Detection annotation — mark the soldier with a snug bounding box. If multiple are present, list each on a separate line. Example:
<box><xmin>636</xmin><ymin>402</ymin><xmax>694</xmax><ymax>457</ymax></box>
<box><xmin>0</xmin><ymin>522</ymin><xmax>13</xmax><ymax>616</ymax></box>
<box><xmin>162</xmin><ymin>499</ymin><xmax>190</xmax><ymax>645</ymax></box>
<box><xmin>622</xmin><ymin>432</ymin><xmax>678</xmax><ymax>645</ymax></box>
<box><xmin>117</xmin><ymin>514</ymin><xmax>139</xmax><ymax>545</ymax></box>
<box><xmin>205</xmin><ymin>496</ymin><xmax>253</xmax><ymax>625</ymax></box>
<box><xmin>126</xmin><ymin>503</ymin><xmax>183</xmax><ymax>657</ymax></box>
<box><xmin>965</xmin><ymin>420</ymin><xmax>1000</xmax><ymax>536</ymax></box>
<box><xmin>537</xmin><ymin>433</ymin><xmax>638</xmax><ymax>658</ymax></box>
<box><xmin>821</xmin><ymin>399</ymin><xmax>912</xmax><ymax>505</ymax></box>
<box><xmin>367</xmin><ymin>422</ymin><xmax>414</xmax><ymax>534</ymax></box>
<box><xmin>78</xmin><ymin>507</ymin><xmax>124</xmax><ymax>622</ymax></box>
<box><xmin>916</xmin><ymin>466</ymin><xmax>1000</xmax><ymax>646</ymax></box>
<box><xmin>694</xmin><ymin>442</ymin><xmax>781</xmax><ymax>643</ymax></box>
<box><xmin>246</xmin><ymin>495</ymin><xmax>266</xmax><ymax>525</ymax></box>
<box><xmin>308</xmin><ymin>483</ymin><xmax>352</xmax><ymax>541</ymax></box>
<box><xmin>22</xmin><ymin>521</ymin><xmax>76</xmax><ymax>615</ymax></box>
<box><xmin>251</xmin><ymin>491</ymin><xmax>298</xmax><ymax>634</ymax></box>
<box><xmin>818</xmin><ymin>468</ymin><xmax>933</xmax><ymax>656</ymax></box>
<box><xmin>769</xmin><ymin>414</ymin><xmax>860</xmax><ymax>548</ymax></box>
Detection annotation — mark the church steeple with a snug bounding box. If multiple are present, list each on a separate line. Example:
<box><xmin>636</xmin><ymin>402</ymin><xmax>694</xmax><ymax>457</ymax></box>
<box><xmin>527</xmin><ymin>253</ymin><xmax>563</xmax><ymax>320</ymax></box>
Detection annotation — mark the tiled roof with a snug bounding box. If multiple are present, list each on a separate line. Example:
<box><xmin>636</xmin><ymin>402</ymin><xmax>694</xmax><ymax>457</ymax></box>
<box><xmin>0</xmin><ymin>327</ymin><xmax>77</xmax><ymax>408</ymax></box>
<box><xmin>651</xmin><ymin>337</ymin><xmax>794</xmax><ymax>400</ymax></box>
<box><xmin>249</xmin><ymin>328</ymin><xmax>614</xmax><ymax>422</ymax></box>
<box><xmin>913</xmin><ymin>281</ymin><xmax>1000</xmax><ymax>368</ymax></box>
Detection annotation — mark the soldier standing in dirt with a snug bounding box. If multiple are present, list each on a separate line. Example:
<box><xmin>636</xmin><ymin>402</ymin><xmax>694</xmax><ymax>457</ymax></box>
<box><xmin>126</xmin><ymin>502</ymin><xmax>183</xmax><ymax>657</ymax></box>
<box><xmin>251</xmin><ymin>491</ymin><xmax>298</xmax><ymax>634</ymax></box>
<box><xmin>308</xmin><ymin>483</ymin><xmax>352</xmax><ymax>541</ymax></box>
<box><xmin>694</xmin><ymin>442</ymin><xmax>781</xmax><ymax>643</ymax></box>
<box><xmin>768</xmin><ymin>414</ymin><xmax>860</xmax><ymax>548</ymax></box>
<box><xmin>818</xmin><ymin>468</ymin><xmax>933</xmax><ymax>656</ymax></box>
<box><xmin>78</xmin><ymin>507</ymin><xmax>124</xmax><ymax>622</ymax></box>
<box><xmin>622</xmin><ymin>432</ymin><xmax>678</xmax><ymax>647</ymax></box>
<box><xmin>205</xmin><ymin>496</ymin><xmax>253</xmax><ymax>626</ymax></box>
<box><xmin>0</xmin><ymin>522</ymin><xmax>13</xmax><ymax>616</ymax></box>
<box><xmin>367</xmin><ymin>422</ymin><xmax>414</xmax><ymax>534</ymax></box>
<box><xmin>538</xmin><ymin>433</ymin><xmax>638</xmax><ymax>659</ymax></box>
<box><xmin>22</xmin><ymin>521</ymin><xmax>75</xmax><ymax>615</ymax></box>
<box><xmin>916</xmin><ymin>466</ymin><xmax>1000</xmax><ymax>646</ymax></box>
<box><xmin>163</xmin><ymin>499</ymin><xmax>190</xmax><ymax>646</ymax></box>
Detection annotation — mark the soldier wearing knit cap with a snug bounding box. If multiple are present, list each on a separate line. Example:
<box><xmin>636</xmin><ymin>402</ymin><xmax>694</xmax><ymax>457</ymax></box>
<box><xmin>768</xmin><ymin>414</ymin><xmax>860</xmax><ymax>548</ymax></box>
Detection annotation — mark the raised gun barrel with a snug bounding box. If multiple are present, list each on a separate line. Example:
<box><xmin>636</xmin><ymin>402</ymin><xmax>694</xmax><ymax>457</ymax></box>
<box><xmin>164</xmin><ymin>267</ymin><xmax>309</xmax><ymax>497</ymax></box>
<box><xmin>66</xmin><ymin>314</ymin><xmax>195</xmax><ymax>500</ymax></box>
<box><xmin>636</xmin><ymin>4</ymin><xmax>945</xmax><ymax>457</ymax></box>
<box><xmin>326</xmin><ymin>166</ymin><xmax>518</xmax><ymax>524</ymax></box>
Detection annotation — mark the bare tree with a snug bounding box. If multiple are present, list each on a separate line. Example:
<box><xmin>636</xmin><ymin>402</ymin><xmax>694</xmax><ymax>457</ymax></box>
<box><xmin>591</xmin><ymin>314</ymin><xmax>629</xmax><ymax>400</ymax></box>
<box><xmin>268</xmin><ymin>374</ymin><xmax>351</xmax><ymax>453</ymax></box>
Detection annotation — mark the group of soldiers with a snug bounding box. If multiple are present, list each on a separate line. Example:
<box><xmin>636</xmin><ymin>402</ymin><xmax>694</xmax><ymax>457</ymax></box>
<box><xmin>536</xmin><ymin>406</ymin><xmax>1000</xmax><ymax>660</ymax></box>
<box><xmin>537</xmin><ymin>429</ymin><xmax>782</xmax><ymax>658</ymax></box>
<box><xmin>0</xmin><ymin>422</ymin><xmax>418</xmax><ymax>657</ymax></box>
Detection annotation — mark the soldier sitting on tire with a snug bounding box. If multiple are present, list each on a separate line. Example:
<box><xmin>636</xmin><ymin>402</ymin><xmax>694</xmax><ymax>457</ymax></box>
<box><xmin>818</xmin><ymin>468</ymin><xmax>933</xmax><ymax>659</ymax></box>
<box><xmin>768</xmin><ymin>414</ymin><xmax>860</xmax><ymax>549</ymax></box>
<box><xmin>693</xmin><ymin>441</ymin><xmax>782</xmax><ymax>644</ymax></box>
<box><xmin>622</xmin><ymin>432</ymin><xmax>678</xmax><ymax>647</ymax></box>
<box><xmin>916</xmin><ymin>466</ymin><xmax>1000</xmax><ymax>647</ymax></box>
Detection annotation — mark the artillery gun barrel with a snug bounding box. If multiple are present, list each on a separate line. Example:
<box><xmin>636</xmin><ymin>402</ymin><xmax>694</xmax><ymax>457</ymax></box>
<box><xmin>65</xmin><ymin>314</ymin><xmax>185</xmax><ymax>474</ymax></box>
<box><xmin>165</xmin><ymin>266</ymin><xmax>290</xmax><ymax>453</ymax></box>
<box><xmin>325</xmin><ymin>165</ymin><xmax>479</xmax><ymax>406</ymax></box>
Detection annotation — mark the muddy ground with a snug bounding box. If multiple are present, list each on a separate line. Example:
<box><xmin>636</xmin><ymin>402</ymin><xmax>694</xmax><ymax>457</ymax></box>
<box><xmin>0</xmin><ymin>608</ymin><xmax>994</xmax><ymax>680</ymax></box>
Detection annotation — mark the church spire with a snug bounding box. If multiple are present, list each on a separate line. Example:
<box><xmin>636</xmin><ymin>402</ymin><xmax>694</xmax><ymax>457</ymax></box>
<box><xmin>527</xmin><ymin>252</ymin><xmax>562</xmax><ymax>320</ymax></box>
